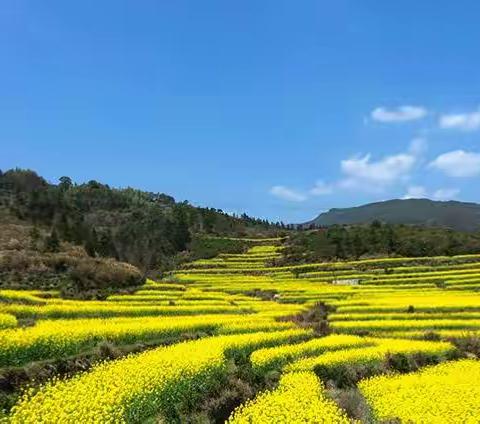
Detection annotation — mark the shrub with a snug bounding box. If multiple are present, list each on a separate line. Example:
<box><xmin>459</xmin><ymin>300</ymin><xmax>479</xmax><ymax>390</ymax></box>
<box><xmin>69</xmin><ymin>258</ymin><xmax>144</xmax><ymax>291</ymax></box>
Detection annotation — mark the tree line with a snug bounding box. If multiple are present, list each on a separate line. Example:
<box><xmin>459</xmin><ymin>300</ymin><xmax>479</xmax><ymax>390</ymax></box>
<box><xmin>282</xmin><ymin>220</ymin><xmax>480</xmax><ymax>264</ymax></box>
<box><xmin>0</xmin><ymin>168</ymin><xmax>286</xmax><ymax>275</ymax></box>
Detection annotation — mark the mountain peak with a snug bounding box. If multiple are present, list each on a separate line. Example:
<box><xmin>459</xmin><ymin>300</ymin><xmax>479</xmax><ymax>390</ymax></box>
<box><xmin>304</xmin><ymin>198</ymin><xmax>480</xmax><ymax>232</ymax></box>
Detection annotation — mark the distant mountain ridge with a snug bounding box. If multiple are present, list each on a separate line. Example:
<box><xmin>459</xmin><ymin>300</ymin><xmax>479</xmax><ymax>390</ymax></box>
<box><xmin>304</xmin><ymin>199</ymin><xmax>480</xmax><ymax>232</ymax></box>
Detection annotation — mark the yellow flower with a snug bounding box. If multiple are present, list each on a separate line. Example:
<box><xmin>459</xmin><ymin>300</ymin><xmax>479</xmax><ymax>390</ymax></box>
<box><xmin>359</xmin><ymin>359</ymin><xmax>480</xmax><ymax>423</ymax></box>
<box><xmin>228</xmin><ymin>371</ymin><xmax>350</xmax><ymax>423</ymax></box>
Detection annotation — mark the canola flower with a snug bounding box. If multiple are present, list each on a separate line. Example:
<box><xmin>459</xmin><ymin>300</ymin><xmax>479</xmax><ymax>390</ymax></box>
<box><xmin>359</xmin><ymin>359</ymin><xmax>480</xmax><ymax>423</ymax></box>
<box><xmin>0</xmin><ymin>302</ymin><xmax>253</xmax><ymax>320</ymax></box>
<box><xmin>303</xmin><ymin>265</ymin><xmax>480</xmax><ymax>281</ymax></box>
<box><xmin>185</xmin><ymin>260</ymin><xmax>269</xmax><ymax>269</ymax></box>
<box><xmin>247</xmin><ymin>245</ymin><xmax>282</xmax><ymax>253</ymax></box>
<box><xmin>217</xmin><ymin>319</ymin><xmax>294</xmax><ymax>334</ymax></box>
<box><xmin>0</xmin><ymin>313</ymin><xmax>17</xmax><ymax>329</ymax></box>
<box><xmin>185</xmin><ymin>253</ymin><xmax>480</xmax><ymax>275</ymax></box>
<box><xmin>286</xmin><ymin>338</ymin><xmax>454</xmax><ymax>373</ymax></box>
<box><xmin>380</xmin><ymin>329</ymin><xmax>480</xmax><ymax>339</ymax></box>
<box><xmin>227</xmin><ymin>371</ymin><xmax>350</xmax><ymax>423</ymax></box>
<box><xmin>331</xmin><ymin>318</ymin><xmax>480</xmax><ymax>332</ymax></box>
<box><xmin>334</xmin><ymin>292</ymin><xmax>480</xmax><ymax>314</ymax></box>
<box><xmin>0</xmin><ymin>314</ymin><xmax>295</xmax><ymax>367</ymax></box>
<box><xmin>250</xmin><ymin>334</ymin><xmax>372</xmax><ymax>373</ymax></box>
<box><xmin>0</xmin><ymin>290</ymin><xmax>48</xmax><ymax>305</ymax></box>
<box><xmin>5</xmin><ymin>242</ymin><xmax>480</xmax><ymax>423</ymax></box>
<box><xmin>9</xmin><ymin>329</ymin><xmax>310</xmax><ymax>423</ymax></box>
<box><xmin>140</xmin><ymin>281</ymin><xmax>186</xmax><ymax>291</ymax></box>
<box><xmin>105</xmin><ymin>297</ymin><xmax>233</xmax><ymax>305</ymax></box>
<box><xmin>330</xmin><ymin>311</ymin><xmax>480</xmax><ymax>321</ymax></box>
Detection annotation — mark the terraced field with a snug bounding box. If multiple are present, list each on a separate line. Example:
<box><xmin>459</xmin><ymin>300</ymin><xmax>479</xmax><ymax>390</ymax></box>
<box><xmin>1</xmin><ymin>239</ymin><xmax>480</xmax><ymax>422</ymax></box>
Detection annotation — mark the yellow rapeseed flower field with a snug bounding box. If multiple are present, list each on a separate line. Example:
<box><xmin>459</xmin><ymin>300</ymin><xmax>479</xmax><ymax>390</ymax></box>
<box><xmin>286</xmin><ymin>338</ymin><xmax>454</xmax><ymax>373</ymax></box>
<box><xmin>9</xmin><ymin>329</ymin><xmax>310</xmax><ymax>423</ymax></box>
<box><xmin>359</xmin><ymin>359</ymin><xmax>480</xmax><ymax>423</ymax></box>
<box><xmin>251</xmin><ymin>334</ymin><xmax>372</xmax><ymax>373</ymax></box>
<box><xmin>0</xmin><ymin>313</ymin><xmax>17</xmax><ymax>329</ymax></box>
<box><xmin>227</xmin><ymin>371</ymin><xmax>350</xmax><ymax>423</ymax></box>
<box><xmin>3</xmin><ymin>241</ymin><xmax>480</xmax><ymax>422</ymax></box>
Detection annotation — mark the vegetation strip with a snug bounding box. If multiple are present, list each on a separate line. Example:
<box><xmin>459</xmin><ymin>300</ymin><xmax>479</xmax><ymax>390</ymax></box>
<box><xmin>227</xmin><ymin>371</ymin><xmax>350</xmax><ymax>423</ymax></box>
<box><xmin>359</xmin><ymin>359</ymin><xmax>480</xmax><ymax>422</ymax></box>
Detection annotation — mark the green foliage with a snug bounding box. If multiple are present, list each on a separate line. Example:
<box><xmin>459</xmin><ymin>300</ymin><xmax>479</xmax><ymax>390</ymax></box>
<box><xmin>44</xmin><ymin>229</ymin><xmax>60</xmax><ymax>253</ymax></box>
<box><xmin>187</xmin><ymin>236</ymin><xmax>248</xmax><ymax>261</ymax></box>
<box><xmin>0</xmin><ymin>169</ymin><xmax>283</xmax><ymax>277</ymax></box>
<box><xmin>284</xmin><ymin>223</ymin><xmax>480</xmax><ymax>263</ymax></box>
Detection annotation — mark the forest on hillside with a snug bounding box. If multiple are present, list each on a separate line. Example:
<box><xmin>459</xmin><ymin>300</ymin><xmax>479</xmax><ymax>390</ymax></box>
<box><xmin>0</xmin><ymin>168</ymin><xmax>285</xmax><ymax>296</ymax></box>
<box><xmin>282</xmin><ymin>222</ymin><xmax>480</xmax><ymax>265</ymax></box>
<box><xmin>2</xmin><ymin>168</ymin><xmax>480</xmax><ymax>298</ymax></box>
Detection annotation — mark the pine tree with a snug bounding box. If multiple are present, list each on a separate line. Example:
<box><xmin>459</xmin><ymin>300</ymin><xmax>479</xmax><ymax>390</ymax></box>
<box><xmin>172</xmin><ymin>207</ymin><xmax>191</xmax><ymax>251</ymax></box>
<box><xmin>29</xmin><ymin>226</ymin><xmax>41</xmax><ymax>250</ymax></box>
<box><xmin>45</xmin><ymin>228</ymin><xmax>60</xmax><ymax>252</ymax></box>
<box><xmin>84</xmin><ymin>227</ymin><xmax>99</xmax><ymax>257</ymax></box>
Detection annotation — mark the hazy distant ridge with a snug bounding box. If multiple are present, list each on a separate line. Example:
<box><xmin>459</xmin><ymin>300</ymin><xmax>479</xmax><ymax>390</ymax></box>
<box><xmin>305</xmin><ymin>199</ymin><xmax>480</xmax><ymax>232</ymax></box>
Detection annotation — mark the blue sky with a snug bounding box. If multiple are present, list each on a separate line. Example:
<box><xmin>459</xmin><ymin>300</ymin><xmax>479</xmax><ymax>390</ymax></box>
<box><xmin>2</xmin><ymin>1</ymin><xmax>480</xmax><ymax>223</ymax></box>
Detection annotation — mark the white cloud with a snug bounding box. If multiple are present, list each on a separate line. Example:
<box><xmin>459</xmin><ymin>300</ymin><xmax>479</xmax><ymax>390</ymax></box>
<box><xmin>269</xmin><ymin>140</ymin><xmax>429</xmax><ymax>199</ymax></box>
<box><xmin>269</xmin><ymin>185</ymin><xmax>306</xmax><ymax>202</ymax></box>
<box><xmin>402</xmin><ymin>186</ymin><xmax>460</xmax><ymax>201</ymax></box>
<box><xmin>433</xmin><ymin>188</ymin><xmax>460</xmax><ymax>200</ymax></box>
<box><xmin>309</xmin><ymin>180</ymin><xmax>333</xmax><ymax>196</ymax></box>
<box><xmin>429</xmin><ymin>150</ymin><xmax>480</xmax><ymax>177</ymax></box>
<box><xmin>439</xmin><ymin>109</ymin><xmax>480</xmax><ymax>131</ymax></box>
<box><xmin>371</xmin><ymin>106</ymin><xmax>427</xmax><ymax>123</ymax></box>
<box><xmin>338</xmin><ymin>139</ymin><xmax>426</xmax><ymax>192</ymax></box>
<box><xmin>403</xmin><ymin>185</ymin><xmax>427</xmax><ymax>199</ymax></box>
<box><xmin>340</xmin><ymin>152</ymin><xmax>416</xmax><ymax>188</ymax></box>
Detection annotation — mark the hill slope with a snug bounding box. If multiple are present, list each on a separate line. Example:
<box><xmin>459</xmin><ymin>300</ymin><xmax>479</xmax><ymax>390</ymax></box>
<box><xmin>305</xmin><ymin>199</ymin><xmax>480</xmax><ymax>232</ymax></box>
<box><xmin>0</xmin><ymin>168</ymin><xmax>285</xmax><ymax>295</ymax></box>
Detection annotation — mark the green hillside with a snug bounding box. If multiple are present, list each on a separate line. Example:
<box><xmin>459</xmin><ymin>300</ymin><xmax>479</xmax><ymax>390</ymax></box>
<box><xmin>0</xmin><ymin>168</ymin><xmax>285</xmax><ymax>296</ymax></box>
<box><xmin>305</xmin><ymin>199</ymin><xmax>480</xmax><ymax>232</ymax></box>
